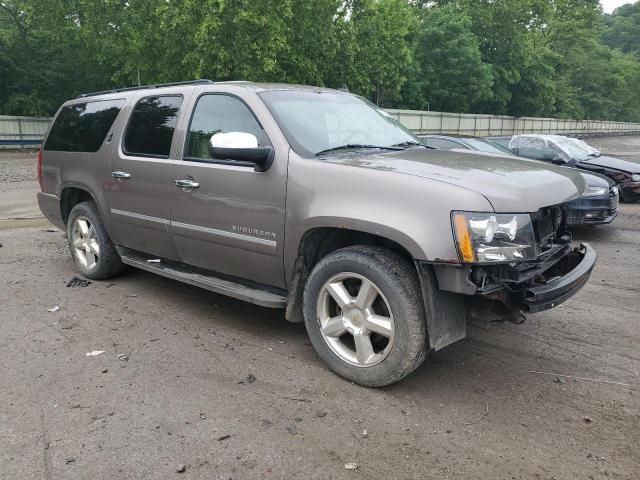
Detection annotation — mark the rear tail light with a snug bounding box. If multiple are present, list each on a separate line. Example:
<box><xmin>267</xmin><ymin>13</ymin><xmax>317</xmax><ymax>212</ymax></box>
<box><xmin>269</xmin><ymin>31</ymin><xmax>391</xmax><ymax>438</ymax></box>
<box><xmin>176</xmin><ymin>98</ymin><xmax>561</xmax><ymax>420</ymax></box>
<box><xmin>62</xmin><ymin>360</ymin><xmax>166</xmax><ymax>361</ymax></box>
<box><xmin>37</xmin><ymin>147</ymin><xmax>43</xmax><ymax>191</ymax></box>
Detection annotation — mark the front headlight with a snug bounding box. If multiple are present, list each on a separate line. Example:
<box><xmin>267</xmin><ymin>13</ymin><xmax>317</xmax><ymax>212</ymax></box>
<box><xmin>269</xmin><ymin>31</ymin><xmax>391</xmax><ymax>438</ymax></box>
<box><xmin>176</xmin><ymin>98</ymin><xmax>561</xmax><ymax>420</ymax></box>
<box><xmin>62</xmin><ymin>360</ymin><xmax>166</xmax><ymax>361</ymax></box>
<box><xmin>583</xmin><ymin>186</ymin><xmax>608</xmax><ymax>197</ymax></box>
<box><xmin>631</xmin><ymin>174</ymin><xmax>640</xmax><ymax>182</ymax></box>
<box><xmin>452</xmin><ymin>212</ymin><xmax>536</xmax><ymax>263</ymax></box>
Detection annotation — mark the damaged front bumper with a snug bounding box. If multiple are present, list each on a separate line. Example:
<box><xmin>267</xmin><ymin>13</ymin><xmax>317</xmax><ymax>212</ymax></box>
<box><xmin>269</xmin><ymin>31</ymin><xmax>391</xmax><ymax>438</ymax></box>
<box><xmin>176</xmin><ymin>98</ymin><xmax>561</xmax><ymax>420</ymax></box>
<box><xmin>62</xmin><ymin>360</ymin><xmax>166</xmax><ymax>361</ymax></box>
<box><xmin>433</xmin><ymin>242</ymin><xmax>597</xmax><ymax>317</ymax></box>
<box><xmin>521</xmin><ymin>243</ymin><xmax>596</xmax><ymax>312</ymax></box>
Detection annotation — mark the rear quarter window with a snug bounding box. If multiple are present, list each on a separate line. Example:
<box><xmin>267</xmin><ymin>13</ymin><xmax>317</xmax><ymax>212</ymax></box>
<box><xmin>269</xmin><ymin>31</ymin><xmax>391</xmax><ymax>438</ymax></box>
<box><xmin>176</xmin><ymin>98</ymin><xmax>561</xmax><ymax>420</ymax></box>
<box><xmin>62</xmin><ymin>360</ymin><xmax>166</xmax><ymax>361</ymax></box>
<box><xmin>44</xmin><ymin>99</ymin><xmax>125</xmax><ymax>152</ymax></box>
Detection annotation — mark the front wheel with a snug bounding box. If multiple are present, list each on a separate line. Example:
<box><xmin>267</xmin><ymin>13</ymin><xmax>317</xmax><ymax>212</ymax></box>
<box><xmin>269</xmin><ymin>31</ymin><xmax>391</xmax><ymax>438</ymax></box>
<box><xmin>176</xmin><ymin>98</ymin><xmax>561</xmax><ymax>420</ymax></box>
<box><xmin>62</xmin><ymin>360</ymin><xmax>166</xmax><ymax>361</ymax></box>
<box><xmin>67</xmin><ymin>201</ymin><xmax>126</xmax><ymax>280</ymax></box>
<box><xmin>303</xmin><ymin>246</ymin><xmax>428</xmax><ymax>387</ymax></box>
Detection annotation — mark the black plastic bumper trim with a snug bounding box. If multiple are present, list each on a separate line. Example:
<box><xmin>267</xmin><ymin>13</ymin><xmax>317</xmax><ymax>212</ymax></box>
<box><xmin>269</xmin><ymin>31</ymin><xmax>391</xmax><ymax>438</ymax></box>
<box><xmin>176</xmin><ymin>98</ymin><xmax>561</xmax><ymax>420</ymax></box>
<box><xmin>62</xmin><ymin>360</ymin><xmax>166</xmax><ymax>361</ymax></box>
<box><xmin>523</xmin><ymin>243</ymin><xmax>596</xmax><ymax>313</ymax></box>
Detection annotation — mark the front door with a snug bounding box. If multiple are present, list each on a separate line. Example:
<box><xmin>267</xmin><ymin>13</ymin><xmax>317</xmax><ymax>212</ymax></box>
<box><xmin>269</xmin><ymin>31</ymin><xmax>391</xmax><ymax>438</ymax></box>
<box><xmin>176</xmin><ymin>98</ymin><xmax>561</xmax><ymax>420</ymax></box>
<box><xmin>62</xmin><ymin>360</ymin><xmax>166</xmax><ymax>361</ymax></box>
<box><xmin>107</xmin><ymin>94</ymin><xmax>185</xmax><ymax>259</ymax></box>
<box><xmin>169</xmin><ymin>93</ymin><xmax>287</xmax><ymax>288</ymax></box>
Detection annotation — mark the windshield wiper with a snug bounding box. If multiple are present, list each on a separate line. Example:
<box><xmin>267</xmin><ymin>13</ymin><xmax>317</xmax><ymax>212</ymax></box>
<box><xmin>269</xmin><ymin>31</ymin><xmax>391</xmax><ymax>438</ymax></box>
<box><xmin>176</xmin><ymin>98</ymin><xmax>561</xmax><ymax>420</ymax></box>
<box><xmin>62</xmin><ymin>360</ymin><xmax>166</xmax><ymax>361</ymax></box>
<box><xmin>315</xmin><ymin>144</ymin><xmax>405</xmax><ymax>156</ymax></box>
<box><xmin>391</xmin><ymin>141</ymin><xmax>436</xmax><ymax>149</ymax></box>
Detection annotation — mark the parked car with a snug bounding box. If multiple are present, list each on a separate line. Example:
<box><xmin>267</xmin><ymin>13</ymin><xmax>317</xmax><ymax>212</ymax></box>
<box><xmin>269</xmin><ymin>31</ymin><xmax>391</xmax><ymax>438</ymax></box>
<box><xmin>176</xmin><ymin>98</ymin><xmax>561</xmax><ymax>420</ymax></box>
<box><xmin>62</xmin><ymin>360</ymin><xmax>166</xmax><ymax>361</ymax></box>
<box><xmin>420</xmin><ymin>134</ymin><xmax>618</xmax><ymax>226</ymax></box>
<box><xmin>565</xmin><ymin>172</ymin><xmax>618</xmax><ymax>225</ymax></box>
<box><xmin>38</xmin><ymin>80</ymin><xmax>596</xmax><ymax>387</ymax></box>
<box><xmin>509</xmin><ymin>134</ymin><xmax>640</xmax><ymax>202</ymax></box>
<box><xmin>485</xmin><ymin>136</ymin><xmax>512</xmax><ymax>148</ymax></box>
<box><xmin>418</xmin><ymin>134</ymin><xmax>515</xmax><ymax>156</ymax></box>
<box><xmin>567</xmin><ymin>137</ymin><xmax>600</xmax><ymax>157</ymax></box>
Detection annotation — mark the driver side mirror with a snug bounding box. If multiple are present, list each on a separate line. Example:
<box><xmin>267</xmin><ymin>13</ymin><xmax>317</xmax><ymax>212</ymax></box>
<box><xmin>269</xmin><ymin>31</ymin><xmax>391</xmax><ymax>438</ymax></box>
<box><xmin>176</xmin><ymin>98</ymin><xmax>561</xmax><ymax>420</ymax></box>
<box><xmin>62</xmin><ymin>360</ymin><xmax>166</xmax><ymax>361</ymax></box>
<box><xmin>551</xmin><ymin>156</ymin><xmax>566</xmax><ymax>165</ymax></box>
<box><xmin>208</xmin><ymin>132</ymin><xmax>274</xmax><ymax>172</ymax></box>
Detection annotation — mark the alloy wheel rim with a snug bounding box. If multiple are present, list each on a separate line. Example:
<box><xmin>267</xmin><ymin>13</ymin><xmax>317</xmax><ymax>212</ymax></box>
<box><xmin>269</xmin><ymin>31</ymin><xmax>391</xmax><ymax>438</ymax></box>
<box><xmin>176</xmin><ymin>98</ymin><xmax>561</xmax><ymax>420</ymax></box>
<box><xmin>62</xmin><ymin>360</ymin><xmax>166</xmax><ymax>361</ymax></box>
<box><xmin>71</xmin><ymin>216</ymin><xmax>100</xmax><ymax>271</ymax></box>
<box><xmin>316</xmin><ymin>272</ymin><xmax>395</xmax><ymax>367</ymax></box>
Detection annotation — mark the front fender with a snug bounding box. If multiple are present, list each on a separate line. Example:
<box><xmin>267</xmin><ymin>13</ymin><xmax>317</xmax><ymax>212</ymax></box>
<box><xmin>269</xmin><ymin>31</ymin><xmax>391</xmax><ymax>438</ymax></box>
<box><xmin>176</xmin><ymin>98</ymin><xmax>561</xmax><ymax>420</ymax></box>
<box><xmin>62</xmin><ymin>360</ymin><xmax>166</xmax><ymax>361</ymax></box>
<box><xmin>284</xmin><ymin>153</ymin><xmax>493</xmax><ymax>282</ymax></box>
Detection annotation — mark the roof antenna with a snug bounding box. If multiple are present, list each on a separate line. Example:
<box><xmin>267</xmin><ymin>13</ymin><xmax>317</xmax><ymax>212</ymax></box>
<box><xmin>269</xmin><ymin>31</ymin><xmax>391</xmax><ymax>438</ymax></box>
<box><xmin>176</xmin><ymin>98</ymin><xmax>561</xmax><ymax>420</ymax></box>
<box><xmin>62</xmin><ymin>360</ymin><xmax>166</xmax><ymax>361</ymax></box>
<box><xmin>338</xmin><ymin>84</ymin><xmax>350</xmax><ymax>93</ymax></box>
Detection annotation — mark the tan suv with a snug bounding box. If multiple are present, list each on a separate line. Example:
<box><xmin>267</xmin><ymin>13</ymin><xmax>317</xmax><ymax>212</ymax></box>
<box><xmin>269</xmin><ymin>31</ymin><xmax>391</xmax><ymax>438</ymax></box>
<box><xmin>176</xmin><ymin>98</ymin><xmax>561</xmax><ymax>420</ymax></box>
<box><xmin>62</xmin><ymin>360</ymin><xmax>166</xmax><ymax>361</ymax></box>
<box><xmin>37</xmin><ymin>80</ymin><xmax>596</xmax><ymax>386</ymax></box>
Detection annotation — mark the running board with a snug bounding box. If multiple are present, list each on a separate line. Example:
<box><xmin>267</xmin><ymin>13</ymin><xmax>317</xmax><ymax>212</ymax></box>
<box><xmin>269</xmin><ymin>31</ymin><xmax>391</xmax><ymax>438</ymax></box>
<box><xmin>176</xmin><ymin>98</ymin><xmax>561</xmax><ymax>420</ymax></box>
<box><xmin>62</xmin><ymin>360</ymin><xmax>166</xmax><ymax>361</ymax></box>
<box><xmin>117</xmin><ymin>248</ymin><xmax>287</xmax><ymax>308</ymax></box>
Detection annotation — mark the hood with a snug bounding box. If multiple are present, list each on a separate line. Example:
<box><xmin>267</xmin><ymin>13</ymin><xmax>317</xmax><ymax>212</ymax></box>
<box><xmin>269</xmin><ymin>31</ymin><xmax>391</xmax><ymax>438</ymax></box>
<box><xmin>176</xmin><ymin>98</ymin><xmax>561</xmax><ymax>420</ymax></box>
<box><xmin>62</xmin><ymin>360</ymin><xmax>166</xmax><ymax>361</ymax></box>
<box><xmin>324</xmin><ymin>148</ymin><xmax>585</xmax><ymax>212</ymax></box>
<box><xmin>577</xmin><ymin>155</ymin><xmax>640</xmax><ymax>174</ymax></box>
<box><xmin>579</xmin><ymin>171</ymin><xmax>614</xmax><ymax>188</ymax></box>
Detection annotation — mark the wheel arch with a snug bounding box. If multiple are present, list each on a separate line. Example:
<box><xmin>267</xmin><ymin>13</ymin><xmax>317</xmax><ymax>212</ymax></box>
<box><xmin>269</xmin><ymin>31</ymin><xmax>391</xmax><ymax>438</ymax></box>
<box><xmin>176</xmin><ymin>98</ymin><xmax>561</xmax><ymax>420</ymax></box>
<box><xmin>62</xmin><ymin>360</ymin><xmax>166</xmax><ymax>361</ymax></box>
<box><xmin>296</xmin><ymin>226</ymin><xmax>416</xmax><ymax>269</ymax></box>
<box><xmin>284</xmin><ymin>224</ymin><xmax>468</xmax><ymax>354</ymax></box>
<box><xmin>284</xmin><ymin>224</ymin><xmax>421</xmax><ymax>324</ymax></box>
<box><xmin>59</xmin><ymin>185</ymin><xmax>96</xmax><ymax>225</ymax></box>
<box><xmin>286</xmin><ymin>218</ymin><xmax>425</xmax><ymax>280</ymax></box>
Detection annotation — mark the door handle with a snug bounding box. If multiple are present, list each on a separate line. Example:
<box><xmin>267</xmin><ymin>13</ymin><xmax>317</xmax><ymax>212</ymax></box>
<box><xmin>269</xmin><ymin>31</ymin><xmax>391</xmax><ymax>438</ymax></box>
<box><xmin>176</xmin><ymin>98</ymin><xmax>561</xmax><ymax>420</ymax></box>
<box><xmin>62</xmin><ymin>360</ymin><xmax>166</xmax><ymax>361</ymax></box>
<box><xmin>112</xmin><ymin>171</ymin><xmax>131</xmax><ymax>179</ymax></box>
<box><xmin>174</xmin><ymin>179</ymin><xmax>200</xmax><ymax>189</ymax></box>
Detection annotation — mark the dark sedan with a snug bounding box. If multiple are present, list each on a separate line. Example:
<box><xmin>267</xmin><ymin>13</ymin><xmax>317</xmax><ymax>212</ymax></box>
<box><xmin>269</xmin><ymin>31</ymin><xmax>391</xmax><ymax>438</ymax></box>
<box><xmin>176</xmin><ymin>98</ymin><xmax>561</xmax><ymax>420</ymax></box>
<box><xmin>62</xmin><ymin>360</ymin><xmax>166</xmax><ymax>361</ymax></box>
<box><xmin>419</xmin><ymin>134</ymin><xmax>618</xmax><ymax>226</ymax></box>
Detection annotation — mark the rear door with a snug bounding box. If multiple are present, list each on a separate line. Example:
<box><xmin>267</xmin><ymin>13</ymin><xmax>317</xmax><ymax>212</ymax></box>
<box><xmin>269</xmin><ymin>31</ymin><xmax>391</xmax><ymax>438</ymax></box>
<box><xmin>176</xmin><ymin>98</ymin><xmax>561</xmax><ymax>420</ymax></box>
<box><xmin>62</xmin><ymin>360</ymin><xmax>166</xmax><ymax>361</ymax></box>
<box><xmin>169</xmin><ymin>92</ymin><xmax>288</xmax><ymax>288</ymax></box>
<box><xmin>106</xmin><ymin>94</ymin><xmax>185</xmax><ymax>258</ymax></box>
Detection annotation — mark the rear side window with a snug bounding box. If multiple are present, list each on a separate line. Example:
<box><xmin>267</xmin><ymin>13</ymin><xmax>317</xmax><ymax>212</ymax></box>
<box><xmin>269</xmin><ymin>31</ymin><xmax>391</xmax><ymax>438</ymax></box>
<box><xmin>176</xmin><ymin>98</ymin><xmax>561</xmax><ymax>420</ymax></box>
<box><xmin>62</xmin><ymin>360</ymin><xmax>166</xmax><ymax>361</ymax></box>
<box><xmin>44</xmin><ymin>99</ymin><xmax>125</xmax><ymax>152</ymax></box>
<box><xmin>124</xmin><ymin>95</ymin><xmax>183</xmax><ymax>158</ymax></box>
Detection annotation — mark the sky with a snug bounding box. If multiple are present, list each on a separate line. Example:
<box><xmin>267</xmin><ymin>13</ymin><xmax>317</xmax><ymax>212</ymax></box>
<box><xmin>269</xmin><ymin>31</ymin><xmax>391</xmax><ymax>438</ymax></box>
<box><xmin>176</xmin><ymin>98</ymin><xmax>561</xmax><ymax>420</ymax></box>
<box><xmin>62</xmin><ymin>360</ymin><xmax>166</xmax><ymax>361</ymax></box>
<box><xmin>600</xmin><ymin>0</ymin><xmax>634</xmax><ymax>13</ymax></box>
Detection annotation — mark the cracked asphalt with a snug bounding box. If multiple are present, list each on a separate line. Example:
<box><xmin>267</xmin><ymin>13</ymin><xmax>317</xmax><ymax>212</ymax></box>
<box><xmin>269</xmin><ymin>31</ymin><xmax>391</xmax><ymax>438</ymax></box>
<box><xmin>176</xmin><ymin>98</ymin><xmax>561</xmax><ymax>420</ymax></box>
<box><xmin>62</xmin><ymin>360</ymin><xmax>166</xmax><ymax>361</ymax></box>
<box><xmin>0</xmin><ymin>139</ymin><xmax>639</xmax><ymax>479</ymax></box>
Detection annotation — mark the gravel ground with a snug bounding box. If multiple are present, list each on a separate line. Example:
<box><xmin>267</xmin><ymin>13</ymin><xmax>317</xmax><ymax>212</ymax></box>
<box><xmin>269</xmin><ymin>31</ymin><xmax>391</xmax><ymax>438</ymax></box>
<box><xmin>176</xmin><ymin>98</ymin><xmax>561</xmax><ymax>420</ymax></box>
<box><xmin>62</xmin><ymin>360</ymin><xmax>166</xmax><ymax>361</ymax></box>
<box><xmin>0</xmin><ymin>150</ymin><xmax>38</xmax><ymax>192</ymax></box>
<box><xmin>0</xmin><ymin>138</ymin><xmax>639</xmax><ymax>479</ymax></box>
<box><xmin>0</xmin><ymin>151</ymin><xmax>40</xmax><ymax>222</ymax></box>
<box><xmin>587</xmin><ymin>135</ymin><xmax>640</xmax><ymax>163</ymax></box>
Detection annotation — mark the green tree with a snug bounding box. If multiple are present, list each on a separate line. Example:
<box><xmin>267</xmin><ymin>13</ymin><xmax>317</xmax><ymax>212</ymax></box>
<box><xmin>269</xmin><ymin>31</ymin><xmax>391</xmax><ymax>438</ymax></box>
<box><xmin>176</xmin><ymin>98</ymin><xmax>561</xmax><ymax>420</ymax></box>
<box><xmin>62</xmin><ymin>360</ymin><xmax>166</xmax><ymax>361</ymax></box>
<box><xmin>0</xmin><ymin>0</ymin><xmax>115</xmax><ymax>114</ymax></box>
<box><xmin>507</xmin><ymin>39</ymin><xmax>558</xmax><ymax>117</ymax></box>
<box><xmin>602</xmin><ymin>1</ymin><xmax>640</xmax><ymax>57</ymax></box>
<box><xmin>438</xmin><ymin>0</ymin><xmax>552</xmax><ymax>114</ymax></box>
<box><xmin>2</xmin><ymin>0</ymin><xmax>640</xmax><ymax>122</ymax></box>
<box><xmin>340</xmin><ymin>0</ymin><xmax>415</xmax><ymax>106</ymax></box>
<box><xmin>277</xmin><ymin>0</ymin><xmax>342</xmax><ymax>86</ymax></box>
<box><xmin>187</xmin><ymin>0</ymin><xmax>292</xmax><ymax>82</ymax></box>
<box><xmin>544</xmin><ymin>0</ymin><xmax>638</xmax><ymax>120</ymax></box>
<box><xmin>405</xmin><ymin>4</ymin><xmax>493</xmax><ymax>112</ymax></box>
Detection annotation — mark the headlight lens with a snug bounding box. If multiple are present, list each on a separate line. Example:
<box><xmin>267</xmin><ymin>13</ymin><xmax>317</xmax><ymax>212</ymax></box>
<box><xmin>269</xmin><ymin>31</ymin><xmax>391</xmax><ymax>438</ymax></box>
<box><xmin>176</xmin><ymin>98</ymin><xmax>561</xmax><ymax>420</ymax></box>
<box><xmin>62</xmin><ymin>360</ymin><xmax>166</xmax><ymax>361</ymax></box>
<box><xmin>583</xmin><ymin>186</ymin><xmax>608</xmax><ymax>197</ymax></box>
<box><xmin>452</xmin><ymin>212</ymin><xmax>536</xmax><ymax>263</ymax></box>
<box><xmin>631</xmin><ymin>174</ymin><xmax>640</xmax><ymax>182</ymax></box>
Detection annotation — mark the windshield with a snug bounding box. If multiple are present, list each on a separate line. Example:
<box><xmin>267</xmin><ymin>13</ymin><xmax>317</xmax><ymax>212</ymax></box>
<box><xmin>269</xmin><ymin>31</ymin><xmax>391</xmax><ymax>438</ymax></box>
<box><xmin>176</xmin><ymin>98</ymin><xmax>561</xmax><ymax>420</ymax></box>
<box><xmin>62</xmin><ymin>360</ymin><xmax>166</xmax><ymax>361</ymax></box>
<box><xmin>462</xmin><ymin>138</ymin><xmax>515</xmax><ymax>156</ymax></box>
<box><xmin>552</xmin><ymin>137</ymin><xmax>592</xmax><ymax>161</ymax></box>
<box><xmin>259</xmin><ymin>90</ymin><xmax>418</xmax><ymax>157</ymax></box>
<box><xmin>567</xmin><ymin>138</ymin><xmax>600</xmax><ymax>157</ymax></box>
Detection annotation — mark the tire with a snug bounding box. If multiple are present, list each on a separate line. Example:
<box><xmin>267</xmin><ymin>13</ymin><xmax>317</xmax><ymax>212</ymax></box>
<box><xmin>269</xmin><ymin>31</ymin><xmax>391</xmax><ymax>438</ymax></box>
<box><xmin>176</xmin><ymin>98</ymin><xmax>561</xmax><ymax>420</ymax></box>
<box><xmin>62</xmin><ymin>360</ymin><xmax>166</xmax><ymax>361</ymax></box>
<box><xmin>67</xmin><ymin>201</ymin><xmax>126</xmax><ymax>280</ymax></box>
<box><xmin>303</xmin><ymin>245</ymin><xmax>428</xmax><ymax>387</ymax></box>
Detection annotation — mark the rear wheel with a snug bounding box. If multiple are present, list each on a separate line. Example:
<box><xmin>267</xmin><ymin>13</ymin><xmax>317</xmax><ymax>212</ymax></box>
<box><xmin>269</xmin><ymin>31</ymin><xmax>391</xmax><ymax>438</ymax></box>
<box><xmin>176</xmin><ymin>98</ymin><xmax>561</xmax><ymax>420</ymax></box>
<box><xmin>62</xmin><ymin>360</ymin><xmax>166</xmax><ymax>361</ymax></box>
<box><xmin>303</xmin><ymin>246</ymin><xmax>428</xmax><ymax>387</ymax></box>
<box><xmin>67</xmin><ymin>201</ymin><xmax>126</xmax><ymax>280</ymax></box>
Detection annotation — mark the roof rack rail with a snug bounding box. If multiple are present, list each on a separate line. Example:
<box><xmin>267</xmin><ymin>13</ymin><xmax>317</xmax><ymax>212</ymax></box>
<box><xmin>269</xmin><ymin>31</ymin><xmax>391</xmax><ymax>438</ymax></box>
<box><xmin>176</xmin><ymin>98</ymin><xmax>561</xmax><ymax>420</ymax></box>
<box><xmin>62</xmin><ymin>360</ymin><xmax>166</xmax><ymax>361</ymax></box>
<box><xmin>77</xmin><ymin>79</ymin><xmax>215</xmax><ymax>98</ymax></box>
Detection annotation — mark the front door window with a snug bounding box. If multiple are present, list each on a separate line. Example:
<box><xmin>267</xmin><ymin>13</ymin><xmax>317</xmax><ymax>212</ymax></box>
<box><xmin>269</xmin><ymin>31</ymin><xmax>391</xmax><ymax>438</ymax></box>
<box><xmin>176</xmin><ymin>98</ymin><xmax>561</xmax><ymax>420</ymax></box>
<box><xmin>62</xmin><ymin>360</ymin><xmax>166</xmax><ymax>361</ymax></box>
<box><xmin>184</xmin><ymin>95</ymin><xmax>268</xmax><ymax>161</ymax></box>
